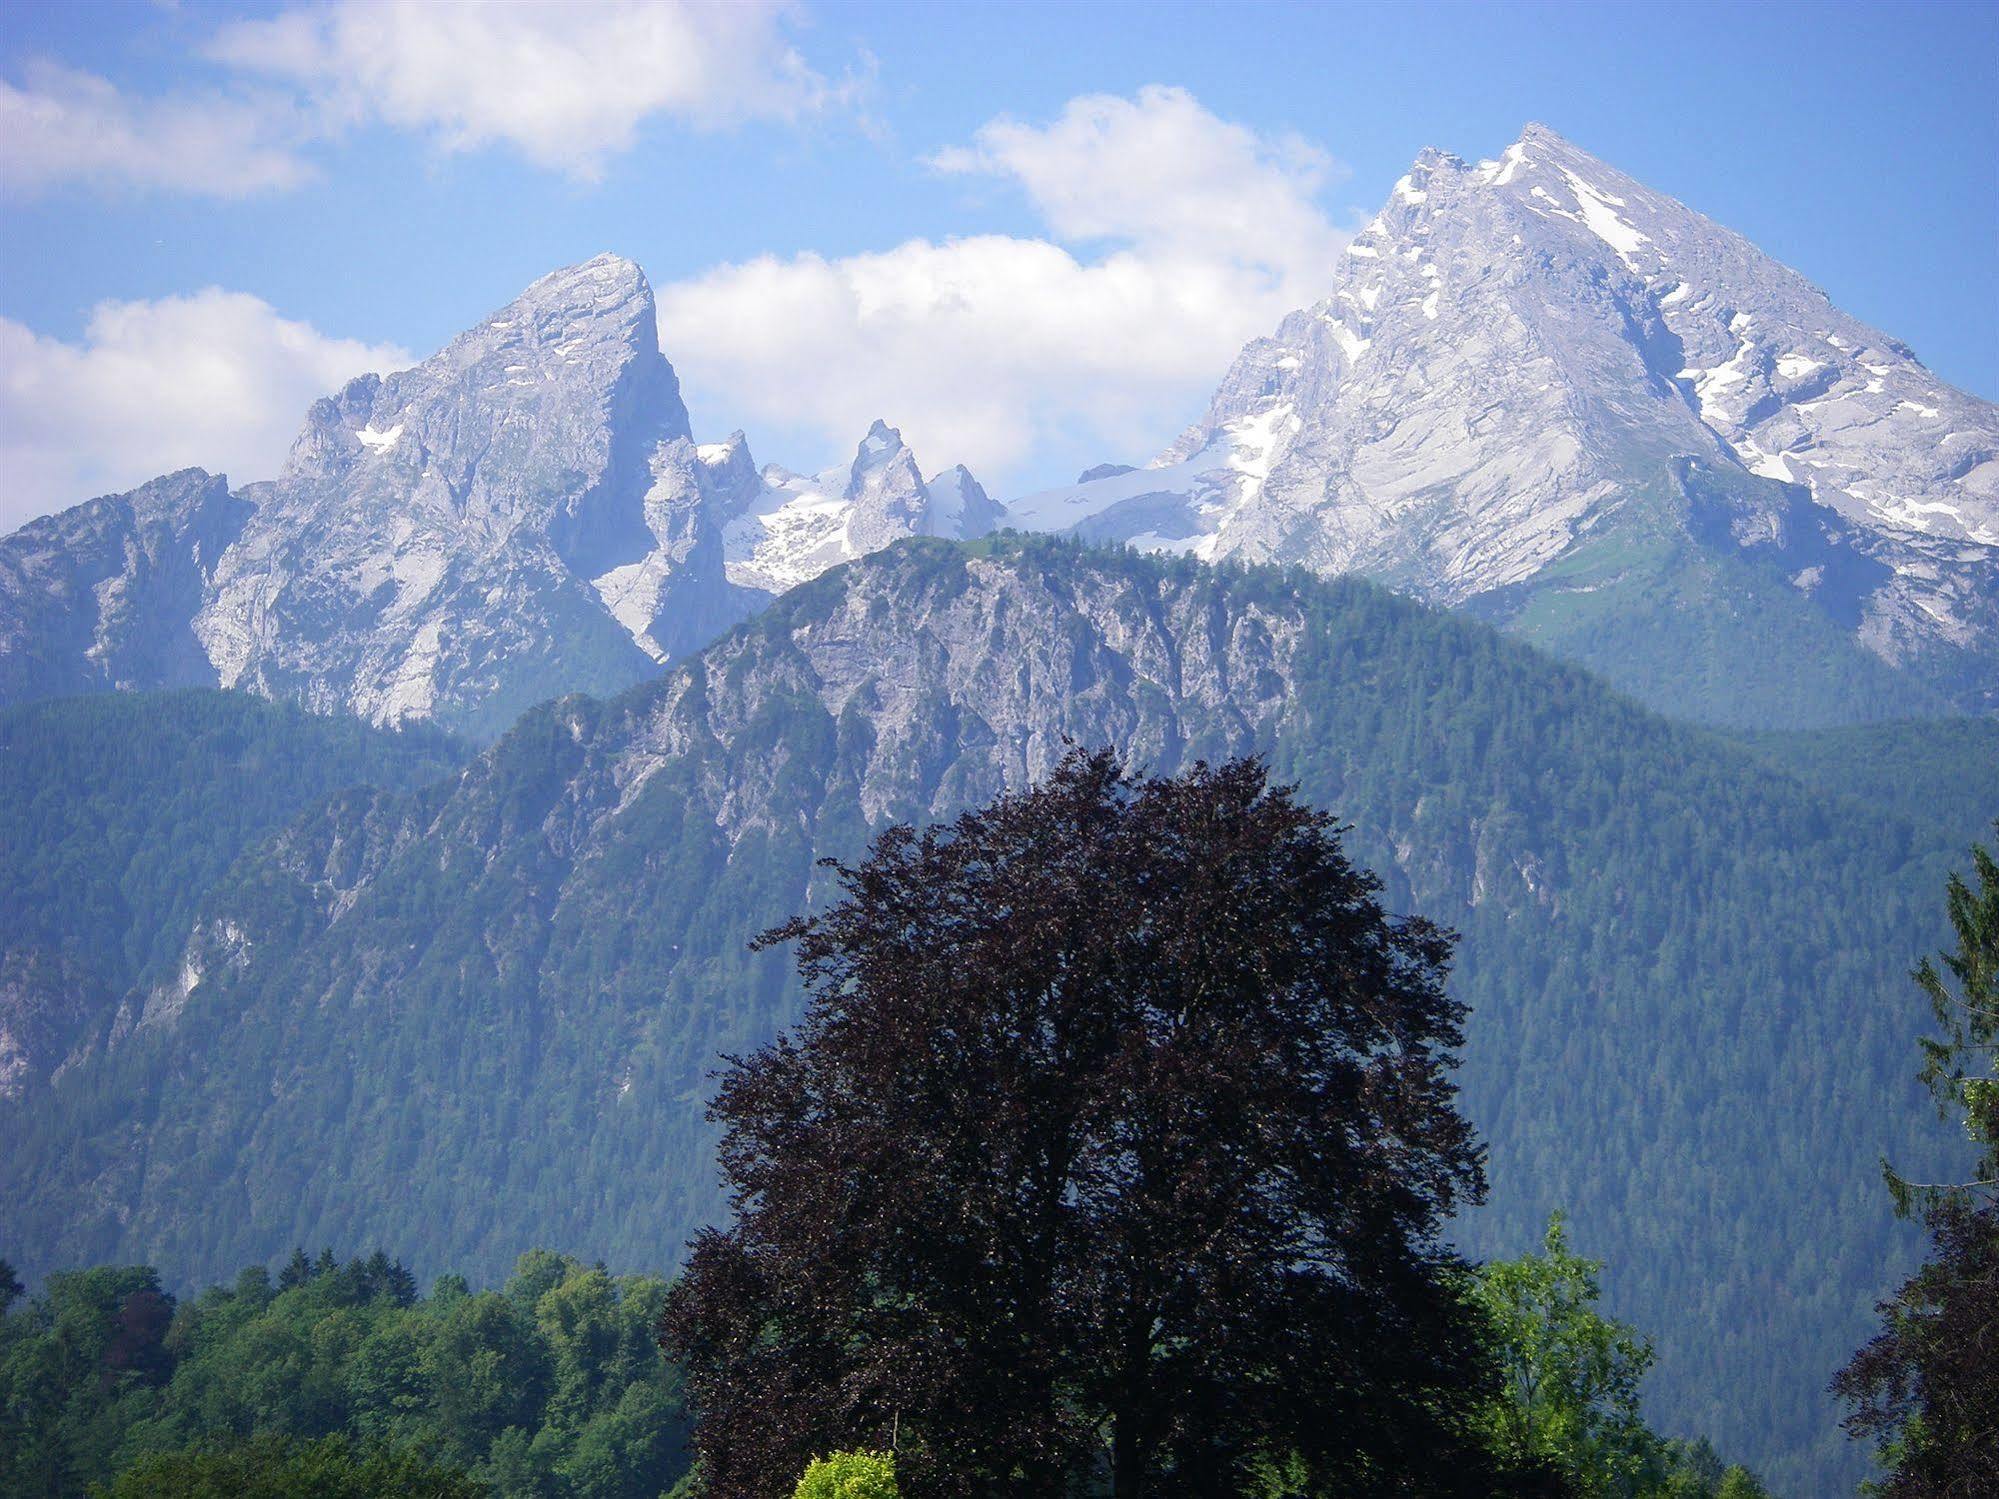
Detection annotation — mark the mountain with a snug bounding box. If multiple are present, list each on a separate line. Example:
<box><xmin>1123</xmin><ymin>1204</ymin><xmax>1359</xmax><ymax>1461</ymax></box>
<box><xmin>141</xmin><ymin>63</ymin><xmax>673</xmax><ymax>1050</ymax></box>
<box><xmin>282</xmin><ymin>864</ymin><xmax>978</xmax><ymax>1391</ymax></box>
<box><xmin>1011</xmin><ymin>123</ymin><xmax>1999</xmax><ymax>727</ymax></box>
<box><xmin>10</xmin><ymin>156</ymin><xmax>1989</xmax><ymax>736</ymax></box>
<box><xmin>0</xmin><ymin>256</ymin><xmax>997</xmax><ymax>740</ymax></box>
<box><xmin>0</xmin><ymin>690</ymin><xmax>464</xmax><ymax>1099</ymax></box>
<box><xmin>711</xmin><ymin>420</ymin><xmax>1005</xmax><ymax>595</ymax></box>
<box><xmin>0</xmin><ymin>470</ymin><xmax>252</xmax><ymax>705</ymax></box>
<box><xmin>3</xmin><ymin>535</ymin><xmax>1984</xmax><ymax>1492</ymax></box>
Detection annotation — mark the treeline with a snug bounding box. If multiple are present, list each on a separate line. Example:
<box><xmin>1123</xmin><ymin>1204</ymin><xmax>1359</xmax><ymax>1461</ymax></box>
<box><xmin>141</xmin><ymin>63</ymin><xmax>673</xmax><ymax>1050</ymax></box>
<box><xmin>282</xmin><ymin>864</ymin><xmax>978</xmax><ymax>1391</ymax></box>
<box><xmin>0</xmin><ymin>1248</ymin><xmax>690</xmax><ymax>1497</ymax></box>
<box><xmin>0</xmin><ymin>1230</ymin><xmax>1764</xmax><ymax>1498</ymax></box>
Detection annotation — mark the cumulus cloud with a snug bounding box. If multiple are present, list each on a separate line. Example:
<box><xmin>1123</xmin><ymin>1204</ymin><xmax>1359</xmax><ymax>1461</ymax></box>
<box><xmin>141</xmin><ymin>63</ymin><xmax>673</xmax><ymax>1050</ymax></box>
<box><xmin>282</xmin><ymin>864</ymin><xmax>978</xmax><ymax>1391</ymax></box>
<box><xmin>658</xmin><ymin>86</ymin><xmax>1347</xmax><ymax>494</ymax></box>
<box><xmin>0</xmin><ymin>291</ymin><xmax>408</xmax><ymax>530</ymax></box>
<box><xmin>0</xmin><ymin>61</ymin><xmax>320</xmax><ymax>197</ymax></box>
<box><xmin>0</xmin><ymin>83</ymin><xmax>1347</xmax><ymax>528</ymax></box>
<box><xmin>209</xmin><ymin>0</ymin><xmax>855</xmax><ymax>179</ymax></box>
<box><xmin>931</xmin><ymin>84</ymin><xmax>1345</xmax><ymax>289</ymax></box>
<box><xmin>1</xmin><ymin>1</ymin><xmax>855</xmax><ymax>196</ymax></box>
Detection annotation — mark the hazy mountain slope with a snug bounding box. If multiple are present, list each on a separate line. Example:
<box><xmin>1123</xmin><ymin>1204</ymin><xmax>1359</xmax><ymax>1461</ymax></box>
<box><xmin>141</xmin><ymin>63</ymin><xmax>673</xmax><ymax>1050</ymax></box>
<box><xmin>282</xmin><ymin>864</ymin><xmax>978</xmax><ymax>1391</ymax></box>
<box><xmin>1721</xmin><ymin>715</ymin><xmax>1999</xmax><ymax>845</ymax></box>
<box><xmin>2</xmin><ymin>537</ymin><xmax>1981</xmax><ymax>1490</ymax></box>
<box><xmin>1457</xmin><ymin>457</ymin><xmax>1954</xmax><ymax>725</ymax></box>
<box><xmin>1011</xmin><ymin>123</ymin><xmax>1999</xmax><ymax>726</ymax></box>
<box><xmin>0</xmin><ymin>259</ymin><xmax>998</xmax><ymax>740</ymax></box>
<box><xmin>0</xmin><ymin>690</ymin><xmax>464</xmax><ymax>1098</ymax></box>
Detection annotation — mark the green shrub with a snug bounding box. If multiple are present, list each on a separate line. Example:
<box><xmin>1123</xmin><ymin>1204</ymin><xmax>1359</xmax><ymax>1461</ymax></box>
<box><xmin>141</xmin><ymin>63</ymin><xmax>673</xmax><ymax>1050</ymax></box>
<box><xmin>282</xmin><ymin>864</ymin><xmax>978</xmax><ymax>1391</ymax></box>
<box><xmin>90</xmin><ymin>1434</ymin><xmax>482</xmax><ymax>1497</ymax></box>
<box><xmin>792</xmin><ymin>1449</ymin><xmax>898</xmax><ymax>1499</ymax></box>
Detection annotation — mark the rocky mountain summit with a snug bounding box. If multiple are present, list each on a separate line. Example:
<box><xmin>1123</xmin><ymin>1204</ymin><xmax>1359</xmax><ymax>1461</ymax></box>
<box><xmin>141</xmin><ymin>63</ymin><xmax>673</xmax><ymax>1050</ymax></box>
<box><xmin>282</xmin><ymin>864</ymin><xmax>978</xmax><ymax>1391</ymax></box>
<box><xmin>1014</xmin><ymin>123</ymin><xmax>1998</xmax><ymax>724</ymax></box>
<box><xmin>711</xmin><ymin>419</ymin><xmax>1004</xmax><ymax>596</ymax></box>
<box><xmin>5</xmin><ymin>137</ymin><xmax>1993</xmax><ymax>734</ymax></box>
<box><xmin>0</xmin><ymin>256</ymin><xmax>995</xmax><ymax>738</ymax></box>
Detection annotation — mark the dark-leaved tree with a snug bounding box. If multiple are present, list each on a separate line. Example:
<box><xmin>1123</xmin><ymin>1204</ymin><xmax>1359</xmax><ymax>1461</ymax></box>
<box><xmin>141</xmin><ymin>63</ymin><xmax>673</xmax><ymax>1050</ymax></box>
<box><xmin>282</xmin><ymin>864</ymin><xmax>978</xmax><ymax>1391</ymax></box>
<box><xmin>662</xmin><ymin>749</ymin><xmax>1505</xmax><ymax>1498</ymax></box>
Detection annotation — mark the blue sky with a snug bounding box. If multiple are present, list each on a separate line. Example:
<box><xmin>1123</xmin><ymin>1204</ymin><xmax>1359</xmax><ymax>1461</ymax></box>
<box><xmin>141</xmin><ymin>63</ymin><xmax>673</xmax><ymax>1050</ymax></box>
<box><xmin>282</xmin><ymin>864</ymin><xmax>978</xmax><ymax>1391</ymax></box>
<box><xmin>2</xmin><ymin>0</ymin><xmax>1994</xmax><ymax>526</ymax></box>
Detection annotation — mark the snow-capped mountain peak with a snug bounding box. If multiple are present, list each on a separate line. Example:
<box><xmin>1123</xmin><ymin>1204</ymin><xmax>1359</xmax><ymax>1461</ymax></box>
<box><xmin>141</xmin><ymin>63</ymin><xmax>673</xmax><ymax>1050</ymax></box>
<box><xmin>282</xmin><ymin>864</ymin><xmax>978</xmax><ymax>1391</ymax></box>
<box><xmin>1011</xmin><ymin>123</ymin><xmax>1998</xmax><ymax>720</ymax></box>
<box><xmin>722</xmin><ymin>419</ymin><xmax>995</xmax><ymax>596</ymax></box>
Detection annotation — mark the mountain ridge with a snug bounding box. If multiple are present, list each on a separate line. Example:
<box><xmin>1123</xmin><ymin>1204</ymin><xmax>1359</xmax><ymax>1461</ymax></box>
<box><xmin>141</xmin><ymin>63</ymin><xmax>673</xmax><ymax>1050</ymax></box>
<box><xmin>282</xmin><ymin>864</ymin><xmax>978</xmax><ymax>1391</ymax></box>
<box><xmin>0</xmin><ymin>256</ymin><xmax>996</xmax><ymax>739</ymax></box>
<box><xmin>6</xmin><ymin>128</ymin><xmax>1994</xmax><ymax>734</ymax></box>
<box><xmin>1010</xmin><ymin>122</ymin><xmax>1999</xmax><ymax>724</ymax></box>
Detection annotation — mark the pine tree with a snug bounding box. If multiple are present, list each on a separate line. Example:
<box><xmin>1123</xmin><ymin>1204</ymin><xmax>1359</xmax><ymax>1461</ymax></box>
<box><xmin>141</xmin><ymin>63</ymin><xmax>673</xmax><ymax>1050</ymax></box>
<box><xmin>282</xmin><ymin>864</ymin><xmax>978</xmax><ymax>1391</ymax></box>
<box><xmin>1833</xmin><ymin>825</ymin><xmax>1999</xmax><ymax>1493</ymax></box>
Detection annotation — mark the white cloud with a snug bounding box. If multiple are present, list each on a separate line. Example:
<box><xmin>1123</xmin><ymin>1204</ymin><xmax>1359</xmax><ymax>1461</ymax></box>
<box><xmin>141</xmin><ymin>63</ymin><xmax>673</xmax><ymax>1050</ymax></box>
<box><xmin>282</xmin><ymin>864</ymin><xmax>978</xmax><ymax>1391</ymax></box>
<box><xmin>931</xmin><ymin>84</ymin><xmax>1346</xmax><ymax>288</ymax></box>
<box><xmin>209</xmin><ymin>0</ymin><xmax>852</xmax><ymax>180</ymax></box>
<box><xmin>0</xmin><ymin>84</ymin><xmax>1347</xmax><ymax>528</ymax></box>
<box><xmin>0</xmin><ymin>291</ymin><xmax>408</xmax><ymax>531</ymax></box>
<box><xmin>0</xmin><ymin>1</ymin><xmax>854</xmax><ymax>197</ymax></box>
<box><xmin>658</xmin><ymin>87</ymin><xmax>1346</xmax><ymax>494</ymax></box>
<box><xmin>0</xmin><ymin>61</ymin><xmax>318</xmax><ymax>198</ymax></box>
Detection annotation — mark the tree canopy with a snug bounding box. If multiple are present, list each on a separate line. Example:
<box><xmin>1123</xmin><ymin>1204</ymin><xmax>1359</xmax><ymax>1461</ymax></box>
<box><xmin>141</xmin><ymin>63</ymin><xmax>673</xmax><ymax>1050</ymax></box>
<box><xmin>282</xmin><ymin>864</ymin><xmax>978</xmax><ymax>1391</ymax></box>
<box><xmin>1471</xmin><ymin>1215</ymin><xmax>1769</xmax><ymax>1498</ymax></box>
<box><xmin>0</xmin><ymin>1247</ymin><xmax>689</xmax><ymax>1498</ymax></box>
<box><xmin>793</xmin><ymin>1450</ymin><xmax>901</xmax><ymax>1499</ymax></box>
<box><xmin>663</xmin><ymin>749</ymin><xmax>1505</xmax><ymax>1497</ymax></box>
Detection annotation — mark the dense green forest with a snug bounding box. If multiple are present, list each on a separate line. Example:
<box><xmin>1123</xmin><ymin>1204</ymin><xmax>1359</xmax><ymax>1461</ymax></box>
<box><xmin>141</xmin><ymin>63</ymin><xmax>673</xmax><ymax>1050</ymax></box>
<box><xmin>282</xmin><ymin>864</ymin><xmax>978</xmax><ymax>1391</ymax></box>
<box><xmin>1</xmin><ymin>689</ymin><xmax>464</xmax><ymax>989</ymax></box>
<box><xmin>0</xmin><ymin>1248</ymin><xmax>690</xmax><ymax>1497</ymax></box>
<box><xmin>0</xmin><ymin>689</ymin><xmax>465</xmax><ymax>1096</ymax></box>
<box><xmin>0</xmin><ymin>1225</ymin><xmax>1769</xmax><ymax>1497</ymax></box>
<box><xmin>1718</xmin><ymin>716</ymin><xmax>1999</xmax><ymax>843</ymax></box>
<box><xmin>1</xmin><ymin>538</ymin><xmax>1989</xmax><ymax>1490</ymax></box>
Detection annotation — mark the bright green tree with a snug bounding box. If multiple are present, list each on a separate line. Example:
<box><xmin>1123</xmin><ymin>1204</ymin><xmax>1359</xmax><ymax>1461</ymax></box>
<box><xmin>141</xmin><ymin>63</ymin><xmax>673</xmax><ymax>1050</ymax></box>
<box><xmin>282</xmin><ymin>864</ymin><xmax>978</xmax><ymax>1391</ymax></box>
<box><xmin>88</xmin><ymin>1433</ymin><xmax>482</xmax><ymax>1497</ymax></box>
<box><xmin>1</xmin><ymin>1247</ymin><xmax>689</xmax><ymax>1497</ymax></box>
<box><xmin>1470</xmin><ymin>1214</ymin><xmax>1658</xmax><ymax>1495</ymax></box>
<box><xmin>792</xmin><ymin>1450</ymin><xmax>899</xmax><ymax>1499</ymax></box>
<box><xmin>1654</xmin><ymin>1439</ymin><xmax>1769</xmax><ymax>1499</ymax></box>
<box><xmin>1472</xmin><ymin>1219</ymin><xmax>1772</xmax><ymax>1498</ymax></box>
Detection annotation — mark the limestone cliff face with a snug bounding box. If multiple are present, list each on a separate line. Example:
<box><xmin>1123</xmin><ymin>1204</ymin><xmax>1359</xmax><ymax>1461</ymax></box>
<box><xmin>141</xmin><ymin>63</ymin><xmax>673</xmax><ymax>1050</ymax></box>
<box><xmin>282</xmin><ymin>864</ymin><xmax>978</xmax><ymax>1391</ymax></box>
<box><xmin>0</xmin><ymin>468</ymin><xmax>251</xmax><ymax>705</ymax></box>
<box><xmin>0</xmin><ymin>258</ymin><xmax>996</xmax><ymax>739</ymax></box>
<box><xmin>1011</xmin><ymin>124</ymin><xmax>1999</xmax><ymax>721</ymax></box>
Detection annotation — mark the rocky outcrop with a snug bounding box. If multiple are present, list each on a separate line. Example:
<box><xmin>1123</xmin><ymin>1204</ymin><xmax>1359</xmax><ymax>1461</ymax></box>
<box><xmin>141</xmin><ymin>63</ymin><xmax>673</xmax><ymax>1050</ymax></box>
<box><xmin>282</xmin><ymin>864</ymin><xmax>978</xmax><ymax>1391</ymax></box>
<box><xmin>0</xmin><ymin>258</ymin><xmax>998</xmax><ymax>738</ymax></box>
<box><xmin>0</xmin><ymin>949</ymin><xmax>110</xmax><ymax>1100</ymax></box>
<box><xmin>718</xmin><ymin>421</ymin><xmax>1007</xmax><ymax>596</ymax></box>
<box><xmin>0</xmin><ymin>469</ymin><xmax>250</xmax><ymax>705</ymax></box>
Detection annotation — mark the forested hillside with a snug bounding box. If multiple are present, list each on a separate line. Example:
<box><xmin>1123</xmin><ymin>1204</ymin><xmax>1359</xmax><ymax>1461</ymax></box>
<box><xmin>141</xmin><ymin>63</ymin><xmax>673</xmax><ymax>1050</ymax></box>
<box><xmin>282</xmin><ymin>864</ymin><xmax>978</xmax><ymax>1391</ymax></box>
<box><xmin>1720</xmin><ymin>716</ymin><xmax>1999</xmax><ymax>842</ymax></box>
<box><xmin>0</xmin><ymin>1247</ymin><xmax>689</xmax><ymax>1497</ymax></box>
<box><xmin>1</xmin><ymin>537</ymin><xmax>1988</xmax><ymax>1490</ymax></box>
<box><xmin>0</xmin><ymin>691</ymin><xmax>464</xmax><ymax>1097</ymax></box>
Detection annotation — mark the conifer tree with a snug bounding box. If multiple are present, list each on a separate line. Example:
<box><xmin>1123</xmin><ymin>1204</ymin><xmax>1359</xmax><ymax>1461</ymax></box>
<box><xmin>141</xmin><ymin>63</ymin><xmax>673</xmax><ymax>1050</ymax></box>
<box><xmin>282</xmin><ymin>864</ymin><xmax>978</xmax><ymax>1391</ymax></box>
<box><xmin>1833</xmin><ymin>826</ymin><xmax>1999</xmax><ymax>1493</ymax></box>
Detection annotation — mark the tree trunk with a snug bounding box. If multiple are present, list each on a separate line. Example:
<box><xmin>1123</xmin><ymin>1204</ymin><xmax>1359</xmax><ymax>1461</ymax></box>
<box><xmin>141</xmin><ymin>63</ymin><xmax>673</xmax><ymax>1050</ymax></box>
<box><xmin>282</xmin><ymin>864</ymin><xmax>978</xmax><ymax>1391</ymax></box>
<box><xmin>1111</xmin><ymin>1306</ymin><xmax>1152</xmax><ymax>1499</ymax></box>
<box><xmin>1111</xmin><ymin>1416</ymin><xmax>1147</xmax><ymax>1499</ymax></box>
